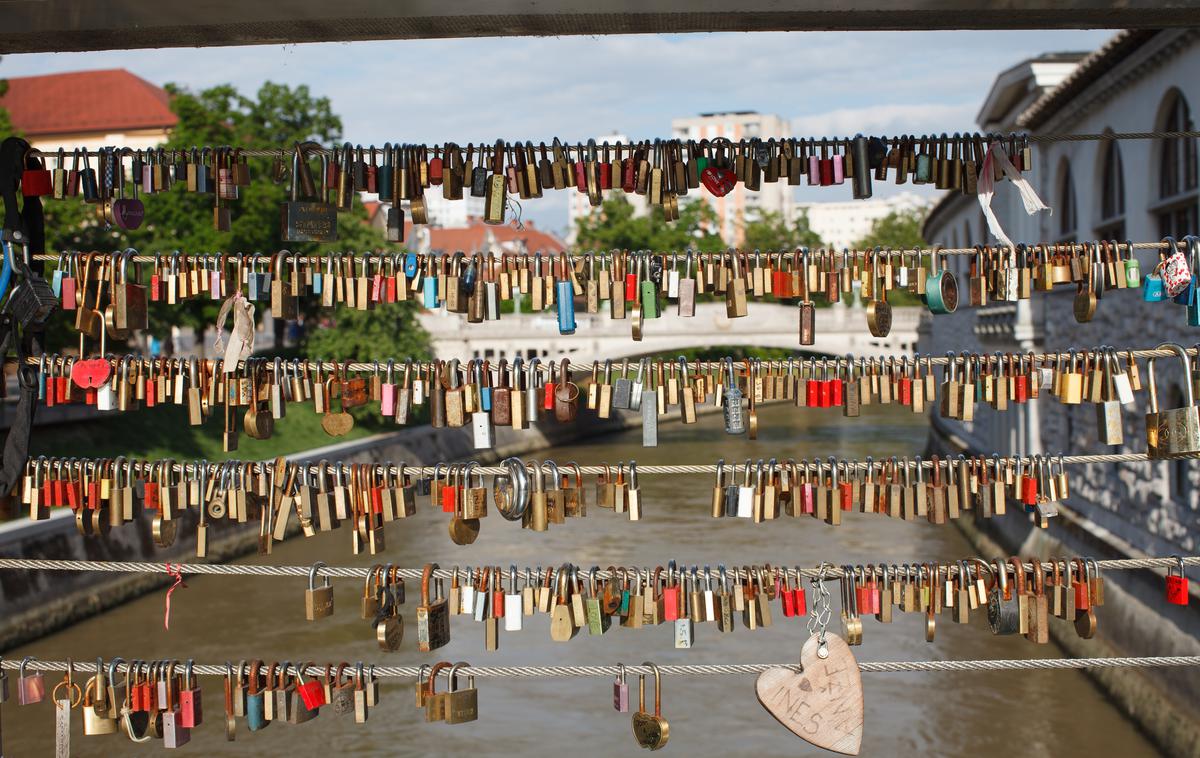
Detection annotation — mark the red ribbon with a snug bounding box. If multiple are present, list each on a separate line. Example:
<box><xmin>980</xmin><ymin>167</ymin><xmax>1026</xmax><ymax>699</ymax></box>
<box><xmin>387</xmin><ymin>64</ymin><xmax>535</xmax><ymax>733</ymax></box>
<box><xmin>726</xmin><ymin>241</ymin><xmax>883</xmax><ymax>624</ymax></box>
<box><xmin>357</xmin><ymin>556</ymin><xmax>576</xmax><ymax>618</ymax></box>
<box><xmin>164</xmin><ymin>563</ymin><xmax>187</xmax><ymax>630</ymax></box>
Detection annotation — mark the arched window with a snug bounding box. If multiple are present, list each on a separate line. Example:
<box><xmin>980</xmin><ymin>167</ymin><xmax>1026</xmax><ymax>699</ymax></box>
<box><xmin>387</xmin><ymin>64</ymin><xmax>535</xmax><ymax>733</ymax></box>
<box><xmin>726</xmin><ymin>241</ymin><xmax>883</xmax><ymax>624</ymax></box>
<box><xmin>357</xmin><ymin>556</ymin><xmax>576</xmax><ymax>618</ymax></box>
<box><xmin>1097</xmin><ymin>138</ymin><xmax>1125</xmax><ymax>239</ymax></box>
<box><xmin>1156</xmin><ymin>91</ymin><xmax>1198</xmax><ymax>237</ymax></box>
<box><xmin>1058</xmin><ymin>161</ymin><xmax>1077</xmax><ymax>242</ymax></box>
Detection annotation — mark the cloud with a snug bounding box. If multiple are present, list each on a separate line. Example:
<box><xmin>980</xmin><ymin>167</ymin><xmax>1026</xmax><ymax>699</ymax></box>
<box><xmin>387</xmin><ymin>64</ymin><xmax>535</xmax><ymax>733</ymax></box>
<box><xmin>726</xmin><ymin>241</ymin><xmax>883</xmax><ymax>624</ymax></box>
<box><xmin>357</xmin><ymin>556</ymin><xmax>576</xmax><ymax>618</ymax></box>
<box><xmin>790</xmin><ymin>102</ymin><xmax>980</xmax><ymax>139</ymax></box>
<box><xmin>1</xmin><ymin>29</ymin><xmax>1115</xmax><ymax>230</ymax></box>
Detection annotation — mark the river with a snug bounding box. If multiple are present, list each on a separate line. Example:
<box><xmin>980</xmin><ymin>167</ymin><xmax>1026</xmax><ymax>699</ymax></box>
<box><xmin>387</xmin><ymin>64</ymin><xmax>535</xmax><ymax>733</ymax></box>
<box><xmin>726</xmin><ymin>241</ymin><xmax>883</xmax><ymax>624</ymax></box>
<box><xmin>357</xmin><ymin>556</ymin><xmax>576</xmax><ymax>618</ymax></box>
<box><xmin>2</xmin><ymin>404</ymin><xmax>1159</xmax><ymax>757</ymax></box>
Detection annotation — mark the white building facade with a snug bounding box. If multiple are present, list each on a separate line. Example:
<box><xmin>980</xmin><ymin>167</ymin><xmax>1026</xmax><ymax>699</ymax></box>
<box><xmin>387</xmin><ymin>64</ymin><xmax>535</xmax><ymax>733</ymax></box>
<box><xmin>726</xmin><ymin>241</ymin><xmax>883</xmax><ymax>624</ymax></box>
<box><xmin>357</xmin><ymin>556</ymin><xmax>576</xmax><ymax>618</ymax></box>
<box><xmin>921</xmin><ymin>30</ymin><xmax>1200</xmax><ymax>731</ymax></box>
<box><xmin>797</xmin><ymin>192</ymin><xmax>928</xmax><ymax>249</ymax></box>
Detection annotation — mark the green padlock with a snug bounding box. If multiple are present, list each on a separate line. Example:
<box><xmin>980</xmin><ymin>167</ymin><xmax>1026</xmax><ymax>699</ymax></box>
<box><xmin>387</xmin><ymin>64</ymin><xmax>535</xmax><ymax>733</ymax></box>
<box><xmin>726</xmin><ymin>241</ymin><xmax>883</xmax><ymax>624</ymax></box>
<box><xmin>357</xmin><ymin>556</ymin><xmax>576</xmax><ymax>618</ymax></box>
<box><xmin>1122</xmin><ymin>239</ymin><xmax>1141</xmax><ymax>288</ymax></box>
<box><xmin>924</xmin><ymin>247</ymin><xmax>959</xmax><ymax>314</ymax></box>
<box><xmin>640</xmin><ymin>256</ymin><xmax>660</xmax><ymax>319</ymax></box>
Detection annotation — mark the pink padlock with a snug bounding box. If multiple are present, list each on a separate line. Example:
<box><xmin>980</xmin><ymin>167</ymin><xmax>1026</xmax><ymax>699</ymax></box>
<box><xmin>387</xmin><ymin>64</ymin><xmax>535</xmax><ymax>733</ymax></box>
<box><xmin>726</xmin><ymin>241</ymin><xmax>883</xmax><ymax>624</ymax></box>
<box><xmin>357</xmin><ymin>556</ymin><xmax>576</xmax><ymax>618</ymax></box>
<box><xmin>381</xmin><ymin>359</ymin><xmax>397</xmax><ymax>417</ymax></box>
<box><xmin>178</xmin><ymin>659</ymin><xmax>204</xmax><ymax>728</ymax></box>
<box><xmin>18</xmin><ymin>656</ymin><xmax>45</xmax><ymax>705</ymax></box>
<box><xmin>613</xmin><ymin>663</ymin><xmax>629</xmax><ymax>713</ymax></box>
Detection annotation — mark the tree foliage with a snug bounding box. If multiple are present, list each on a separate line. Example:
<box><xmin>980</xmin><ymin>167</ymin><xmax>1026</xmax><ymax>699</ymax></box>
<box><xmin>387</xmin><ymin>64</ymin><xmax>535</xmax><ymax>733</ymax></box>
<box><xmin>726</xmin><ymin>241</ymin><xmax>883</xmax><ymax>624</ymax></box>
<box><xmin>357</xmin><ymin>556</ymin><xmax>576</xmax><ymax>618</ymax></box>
<box><xmin>33</xmin><ymin>80</ymin><xmax>426</xmax><ymax>359</ymax></box>
<box><xmin>0</xmin><ymin>79</ymin><xmax>14</xmax><ymax>138</ymax></box>
<box><xmin>853</xmin><ymin>207</ymin><xmax>926</xmax><ymax>250</ymax></box>
<box><xmin>742</xmin><ymin>209</ymin><xmax>823</xmax><ymax>250</ymax></box>
<box><xmin>574</xmin><ymin>194</ymin><xmax>724</xmax><ymax>251</ymax></box>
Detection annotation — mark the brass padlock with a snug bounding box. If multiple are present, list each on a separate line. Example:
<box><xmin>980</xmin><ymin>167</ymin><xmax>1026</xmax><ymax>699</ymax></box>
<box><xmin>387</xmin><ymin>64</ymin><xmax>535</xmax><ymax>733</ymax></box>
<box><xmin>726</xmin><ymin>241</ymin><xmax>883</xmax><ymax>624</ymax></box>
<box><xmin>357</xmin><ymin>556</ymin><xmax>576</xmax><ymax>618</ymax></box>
<box><xmin>1146</xmin><ymin>342</ymin><xmax>1200</xmax><ymax>458</ymax></box>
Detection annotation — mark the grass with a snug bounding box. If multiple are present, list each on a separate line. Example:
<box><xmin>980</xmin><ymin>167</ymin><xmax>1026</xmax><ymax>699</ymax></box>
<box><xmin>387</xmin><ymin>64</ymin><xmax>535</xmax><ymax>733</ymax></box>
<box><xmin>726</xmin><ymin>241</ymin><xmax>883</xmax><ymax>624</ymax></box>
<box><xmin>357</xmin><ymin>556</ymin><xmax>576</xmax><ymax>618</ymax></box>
<box><xmin>29</xmin><ymin>401</ymin><xmax>388</xmax><ymax>462</ymax></box>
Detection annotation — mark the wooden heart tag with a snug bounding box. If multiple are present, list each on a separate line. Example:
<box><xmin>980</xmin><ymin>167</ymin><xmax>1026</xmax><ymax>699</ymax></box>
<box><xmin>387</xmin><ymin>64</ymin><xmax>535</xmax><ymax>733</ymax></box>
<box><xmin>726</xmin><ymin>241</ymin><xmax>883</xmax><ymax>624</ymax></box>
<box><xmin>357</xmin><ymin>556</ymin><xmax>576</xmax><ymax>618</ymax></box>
<box><xmin>755</xmin><ymin>633</ymin><xmax>863</xmax><ymax>755</ymax></box>
<box><xmin>321</xmin><ymin>411</ymin><xmax>354</xmax><ymax>437</ymax></box>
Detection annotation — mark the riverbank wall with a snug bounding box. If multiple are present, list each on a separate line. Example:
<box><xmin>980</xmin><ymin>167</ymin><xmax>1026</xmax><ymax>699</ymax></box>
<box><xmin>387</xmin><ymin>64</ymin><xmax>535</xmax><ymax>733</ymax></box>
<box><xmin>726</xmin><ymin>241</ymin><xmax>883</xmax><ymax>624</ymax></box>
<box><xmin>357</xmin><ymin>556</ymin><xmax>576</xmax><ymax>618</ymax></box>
<box><xmin>927</xmin><ymin>414</ymin><xmax>1200</xmax><ymax>758</ymax></box>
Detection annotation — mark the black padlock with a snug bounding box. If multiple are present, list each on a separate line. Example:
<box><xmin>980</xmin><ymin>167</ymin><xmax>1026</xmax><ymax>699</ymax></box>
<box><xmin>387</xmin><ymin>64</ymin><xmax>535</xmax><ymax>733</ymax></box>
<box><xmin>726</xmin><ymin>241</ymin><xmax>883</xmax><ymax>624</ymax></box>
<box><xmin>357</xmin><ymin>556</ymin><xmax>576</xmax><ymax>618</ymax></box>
<box><xmin>4</xmin><ymin>245</ymin><xmax>58</xmax><ymax>328</ymax></box>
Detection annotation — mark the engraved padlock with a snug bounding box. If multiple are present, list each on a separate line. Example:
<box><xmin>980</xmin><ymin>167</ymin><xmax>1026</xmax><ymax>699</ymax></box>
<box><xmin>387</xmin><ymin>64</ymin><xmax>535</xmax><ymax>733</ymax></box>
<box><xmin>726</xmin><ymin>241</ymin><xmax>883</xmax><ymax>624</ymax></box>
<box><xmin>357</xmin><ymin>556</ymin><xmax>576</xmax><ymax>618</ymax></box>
<box><xmin>1146</xmin><ymin>343</ymin><xmax>1200</xmax><ymax>458</ymax></box>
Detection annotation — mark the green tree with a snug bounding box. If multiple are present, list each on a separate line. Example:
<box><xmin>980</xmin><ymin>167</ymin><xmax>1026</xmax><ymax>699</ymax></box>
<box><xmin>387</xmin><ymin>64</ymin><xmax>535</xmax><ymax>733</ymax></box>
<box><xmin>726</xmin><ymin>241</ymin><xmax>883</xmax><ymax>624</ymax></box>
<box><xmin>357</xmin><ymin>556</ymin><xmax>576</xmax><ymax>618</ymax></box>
<box><xmin>0</xmin><ymin>79</ymin><xmax>14</xmax><ymax>137</ymax></box>
<box><xmin>39</xmin><ymin>81</ymin><xmax>426</xmax><ymax>360</ymax></box>
<box><xmin>742</xmin><ymin>208</ymin><xmax>823</xmax><ymax>250</ymax></box>
<box><xmin>574</xmin><ymin>194</ymin><xmax>724</xmax><ymax>251</ymax></box>
<box><xmin>853</xmin><ymin>207</ymin><xmax>926</xmax><ymax>250</ymax></box>
<box><xmin>854</xmin><ymin>206</ymin><xmax>929</xmax><ymax>306</ymax></box>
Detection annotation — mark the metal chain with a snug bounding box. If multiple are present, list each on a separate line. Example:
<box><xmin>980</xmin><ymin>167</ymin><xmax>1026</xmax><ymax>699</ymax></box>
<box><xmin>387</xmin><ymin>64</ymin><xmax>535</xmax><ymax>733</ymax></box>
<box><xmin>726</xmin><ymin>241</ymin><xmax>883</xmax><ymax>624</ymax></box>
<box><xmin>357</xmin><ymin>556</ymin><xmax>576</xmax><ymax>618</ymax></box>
<box><xmin>806</xmin><ymin>562</ymin><xmax>835</xmax><ymax>649</ymax></box>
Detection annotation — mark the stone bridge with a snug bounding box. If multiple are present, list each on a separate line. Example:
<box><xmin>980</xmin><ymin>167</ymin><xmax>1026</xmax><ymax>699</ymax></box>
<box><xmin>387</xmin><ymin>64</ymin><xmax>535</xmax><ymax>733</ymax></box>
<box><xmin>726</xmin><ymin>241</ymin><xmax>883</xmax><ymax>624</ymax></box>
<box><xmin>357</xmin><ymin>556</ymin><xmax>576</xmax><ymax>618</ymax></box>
<box><xmin>419</xmin><ymin>302</ymin><xmax>921</xmax><ymax>362</ymax></box>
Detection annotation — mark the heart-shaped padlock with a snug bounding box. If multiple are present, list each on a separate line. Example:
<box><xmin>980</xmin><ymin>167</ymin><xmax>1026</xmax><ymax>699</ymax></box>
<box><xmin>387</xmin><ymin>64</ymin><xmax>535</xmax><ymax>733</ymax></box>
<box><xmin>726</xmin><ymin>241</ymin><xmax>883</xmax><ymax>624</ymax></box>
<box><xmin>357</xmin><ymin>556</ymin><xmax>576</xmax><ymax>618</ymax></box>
<box><xmin>112</xmin><ymin>198</ymin><xmax>145</xmax><ymax>230</ymax></box>
<box><xmin>631</xmin><ymin>662</ymin><xmax>669</xmax><ymax>751</ymax></box>
<box><xmin>71</xmin><ymin>358</ymin><xmax>111</xmax><ymax>389</ymax></box>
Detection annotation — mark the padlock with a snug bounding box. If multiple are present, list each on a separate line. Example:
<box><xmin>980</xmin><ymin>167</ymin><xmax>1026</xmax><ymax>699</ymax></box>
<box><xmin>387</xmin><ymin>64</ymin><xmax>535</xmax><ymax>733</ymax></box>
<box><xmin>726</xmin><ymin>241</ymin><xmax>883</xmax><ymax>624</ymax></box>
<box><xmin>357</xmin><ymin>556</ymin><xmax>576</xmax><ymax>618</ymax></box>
<box><xmin>631</xmin><ymin>662</ymin><xmax>670</xmax><ymax>750</ymax></box>
<box><xmin>1145</xmin><ymin>343</ymin><xmax>1200</xmax><ymax>459</ymax></box>
<box><xmin>296</xmin><ymin>662</ymin><xmax>326</xmax><ymax>712</ymax></box>
<box><xmin>444</xmin><ymin>662</ymin><xmax>478</xmax><ymax>725</ymax></box>
<box><xmin>244</xmin><ymin>660</ymin><xmax>269</xmax><ymax>731</ymax></box>
<box><xmin>17</xmin><ymin>655</ymin><xmax>45</xmax><ymax>705</ymax></box>
<box><xmin>416</xmin><ymin>563</ymin><xmax>451</xmax><ymax>651</ymax></box>
<box><xmin>162</xmin><ymin>660</ymin><xmax>191</xmax><ymax>748</ymax></box>
<box><xmin>987</xmin><ymin>558</ymin><xmax>1022</xmax><ymax>635</ymax></box>
<box><xmin>305</xmin><ymin>561</ymin><xmax>334</xmax><ymax>620</ymax></box>
<box><xmin>1166</xmin><ymin>556</ymin><xmax>1190</xmax><ymax>606</ymax></box>
<box><xmin>613</xmin><ymin>663</ymin><xmax>630</xmax><ymax>712</ymax></box>
<box><xmin>281</xmin><ymin>142</ymin><xmax>337</xmax><ymax>242</ymax></box>
<box><xmin>4</xmin><ymin>243</ymin><xmax>59</xmax><ymax>329</ymax></box>
<box><xmin>178</xmin><ymin>659</ymin><xmax>203</xmax><ymax>728</ymax></box>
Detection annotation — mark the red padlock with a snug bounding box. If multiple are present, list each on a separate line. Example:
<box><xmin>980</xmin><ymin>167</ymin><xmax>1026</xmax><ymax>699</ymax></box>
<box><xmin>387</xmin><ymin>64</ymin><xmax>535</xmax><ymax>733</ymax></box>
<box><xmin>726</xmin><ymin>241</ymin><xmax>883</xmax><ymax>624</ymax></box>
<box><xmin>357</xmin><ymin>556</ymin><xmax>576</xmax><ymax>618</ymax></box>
<box><xmin>700</xmin><ymin>165</ymin><xmax>737</xmax><ymax>197</ymax></box>
<box><xmin>1021</xmin><ymin>465</ymin><xmax>1038</xmax><ymax>506</ymax></box>
<box><xmin>178</xmin><ymin>660</ymin><xmax>204</xmax><ymax>728</ymax></box>
<box><xmin>780</xmin><ymin>574</ymin><xmax>796</xmax><ymax>617</ymax></box>
<box><xmin>818</xmin><ymin>361</ymin><xmax>833</xmax><ymax>408</ymax></box>
<box><xmin>793</xmin><ymin>584</ymin><xmax>807</xmax><ymax>617</ymax></box>
<box><xmin>21</xmin><ymin>148</ymin><xmax>52</xmax><ymax>197</ymax></box>
<box><xmin>805</xmin><ymin>370</ymin><xmax>819</xmax><ymax>407</ymax></box>
<box><xmin>1072</xmin><ymin>559</ymin><xmax>1090</xmax><ymax>611</ymax></box>
<box><xmin>143</xmin><ymin>480</ymin><xmax>160</xmax><ymax>511</ymax></box>
<box><xmin>1166</xmin><ymin>557</ymin><xmax>1189</xmax><ymax>606</ymax></box>
<box><xmin>660</xmin><ymin>566</ymin><xmax>680</xmax><ymax>622</ymax></box>
<box><xmin>296</xmin><ymin>664</ymin><xmax>326</xmax><ymax>710</ymax></box>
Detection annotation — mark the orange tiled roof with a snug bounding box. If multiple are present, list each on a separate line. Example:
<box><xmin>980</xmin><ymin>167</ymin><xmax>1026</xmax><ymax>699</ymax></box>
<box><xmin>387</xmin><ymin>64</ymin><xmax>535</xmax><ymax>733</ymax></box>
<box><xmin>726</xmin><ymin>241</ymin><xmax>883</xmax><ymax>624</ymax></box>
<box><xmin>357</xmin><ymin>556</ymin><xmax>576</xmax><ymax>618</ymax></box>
<box><xmin>1</xmin><ymin>69</ymin><xmax>178</xmax><ymax>137</ymax></box>
<box><xmin>403</xmin><ymin>216</ymin><xmax>565</xmax><ymax>253</ymax></box>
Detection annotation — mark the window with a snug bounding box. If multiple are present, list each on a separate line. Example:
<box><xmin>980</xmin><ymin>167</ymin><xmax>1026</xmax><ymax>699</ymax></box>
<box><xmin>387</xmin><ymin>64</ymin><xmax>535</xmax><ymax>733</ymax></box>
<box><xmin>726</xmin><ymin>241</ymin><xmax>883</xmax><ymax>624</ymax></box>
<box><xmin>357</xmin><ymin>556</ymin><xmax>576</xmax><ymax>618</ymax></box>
<box><xmin>1057</xmin><ymin>161</ymin><xmax>1077</xmax><ymax>242</ymax></box>
<box><xmin>1156</xmin><ymin>91</ymin><xmax>1199</xmax><ymax>237</ymax></box>
<box><xmin>1097</xmin><ymin>138</ymin><xmax>1125</xmax><ymax>239</ymax></box>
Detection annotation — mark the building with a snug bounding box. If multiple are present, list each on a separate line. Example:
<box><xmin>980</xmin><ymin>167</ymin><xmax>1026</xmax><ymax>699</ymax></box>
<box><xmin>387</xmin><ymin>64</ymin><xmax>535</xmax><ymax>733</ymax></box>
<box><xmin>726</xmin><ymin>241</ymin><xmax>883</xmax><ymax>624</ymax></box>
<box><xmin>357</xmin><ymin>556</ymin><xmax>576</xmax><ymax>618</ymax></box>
<box><xmin>796</xmin><ymin>192</ymin><xmax>928</xmax><ymax>249</ymax></box>
<box><xmin>363</xmin><ymin>203</ymin><xmax>565</xmax><ymax>254</ymax></box>
<box><xmin>421</xmin><ymin>192</ymin><xmax>485</xmax><ymax>229</ymax></box>
<box><xmin>1</xmin><ymin>69</ymin><xmax>177</xmax><ymax>153</ymax></box>
<box><xmin>671</xmin><ymin>111</ymin><xmax>793</xmax><ymax>246</ymax></box>
<box><xmin>920</xmin><ymin>29</ymin><xmax>1200</xmax><ymax>749</ymax></box>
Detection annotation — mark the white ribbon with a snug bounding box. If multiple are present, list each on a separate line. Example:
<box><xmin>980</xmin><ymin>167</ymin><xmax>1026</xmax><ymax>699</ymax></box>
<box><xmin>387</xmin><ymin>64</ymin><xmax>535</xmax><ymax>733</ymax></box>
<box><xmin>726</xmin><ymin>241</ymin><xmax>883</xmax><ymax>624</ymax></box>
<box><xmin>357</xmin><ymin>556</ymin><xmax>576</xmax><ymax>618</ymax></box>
<box><xmin>213</xmin><ymin>291</ymin><xmax>256</xmax><ymax>372</ymax></box>
<box><xmin>977</xmin><ymin>141</ymin><xmax>1050</xmax><ymax>250</ymax></box>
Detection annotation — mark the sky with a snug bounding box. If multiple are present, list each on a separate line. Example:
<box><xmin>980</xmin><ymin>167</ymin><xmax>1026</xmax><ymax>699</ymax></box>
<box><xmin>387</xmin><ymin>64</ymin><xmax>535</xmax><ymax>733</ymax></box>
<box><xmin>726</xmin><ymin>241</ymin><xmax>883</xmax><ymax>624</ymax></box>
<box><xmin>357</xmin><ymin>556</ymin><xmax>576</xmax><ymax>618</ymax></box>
<box><xmin>2</xmin><ymin>30</ymin><xmax>1116</xmax><ymax>235</ymax></box>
